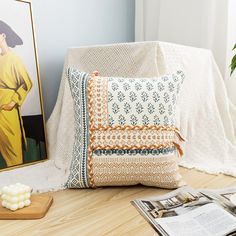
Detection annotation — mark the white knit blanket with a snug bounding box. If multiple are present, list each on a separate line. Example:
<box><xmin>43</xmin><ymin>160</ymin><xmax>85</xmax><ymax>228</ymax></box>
<box><xmin>1</xmin><ymin>41</ymin><xmax>236</xmax><ymax>192</ymax></box>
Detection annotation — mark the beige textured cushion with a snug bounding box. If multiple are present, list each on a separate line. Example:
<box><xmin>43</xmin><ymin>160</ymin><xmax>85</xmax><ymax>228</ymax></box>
<box><xmin>66</xmin><ymin>68</ymin><xmax>185</xmax><ymax>189</ymax></box>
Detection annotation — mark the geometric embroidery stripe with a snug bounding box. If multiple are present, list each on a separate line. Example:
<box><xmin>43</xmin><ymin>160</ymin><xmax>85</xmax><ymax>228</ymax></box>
<box><xmin>93</xmin><ymin>147</ymin><xmax>176</xmax><ymax>156</ymax></box>
<box><xmin>91</xmin><ymin>124</ymin><xmax>185</xmax><ymax>142</ymax></box>
<box><xmin>92</xmin><ymin>155</ymin><xmax>183</xmax><ymax>188</ymax></box>
<box><xmin>93</xmin><ymin>130</ymin><xmax>176</xmax><ymax>147</ymax></box>
<box><xmin>66</xmin><ymin>69</ymin><xmax>90</xmax><ymax>188</ymax></box>
<box><xmin>81</xmin><ymin>74</ymin><xmax>90</xmax><ymax>188</ymax></box>
<box><xmin>92</xmin><ymin>124</ymin><xmax>180</xmax><ymax>131</ymax></box>
<box><xmin>92</xmin><ymin>143</ymin><xmax>183</xmax><ymax>157</ymax></box>
<box><xmin>92</xmin><ymin>77</ymin><xmax>109</xmax><ymax>127</ymax></box>
<box><xmin>87</xmin><ymin>76</ymin><xmax>96</xmax><ymax>188</ymax></box>
<box><xmin>92</xmin><ymin>143</ymin><xmax>176</xmax><ymax>151</ymax></box>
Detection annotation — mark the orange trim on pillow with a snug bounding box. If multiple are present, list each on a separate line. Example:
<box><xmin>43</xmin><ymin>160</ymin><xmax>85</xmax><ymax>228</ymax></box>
<box><xmin>87</xmin><ymin>76</ymin><xmax>185</xmax><ymax>188</ymax></box>
<box><xmin>91</xmin><ymin>124</ymin><xmax>185</xmax><ymax>142</ymax></box>
<box><xmin>88</xmin><ymin>76</ymin><xmax>96</xmax><ymax>188</ymax></box>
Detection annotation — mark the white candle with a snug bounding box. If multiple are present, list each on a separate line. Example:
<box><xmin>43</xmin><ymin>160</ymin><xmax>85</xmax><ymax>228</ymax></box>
<box><xmin>0</xmin><ymin>183</ymin><xmax>31</xmax><ymax>211</ymax></box>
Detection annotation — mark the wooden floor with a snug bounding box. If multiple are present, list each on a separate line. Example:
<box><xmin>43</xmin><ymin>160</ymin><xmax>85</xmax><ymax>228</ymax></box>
<box><xmin>1</xmin><ymin>168</ymin><xmax>236</xmax><ymax>236</ymax></box>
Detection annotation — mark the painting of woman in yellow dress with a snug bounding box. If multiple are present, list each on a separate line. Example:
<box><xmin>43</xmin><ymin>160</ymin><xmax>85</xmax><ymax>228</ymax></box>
<box><xmin>0</xmin><ymin>20</ymin><xmax>33</xmax><ymax>168</ymax></box>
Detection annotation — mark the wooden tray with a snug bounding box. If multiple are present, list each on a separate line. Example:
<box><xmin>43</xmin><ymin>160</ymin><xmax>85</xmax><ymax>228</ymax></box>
<box><xmin>0</xmin><ymin>194</ymin><xmax>53</xmax><ymax>220</ymax></box>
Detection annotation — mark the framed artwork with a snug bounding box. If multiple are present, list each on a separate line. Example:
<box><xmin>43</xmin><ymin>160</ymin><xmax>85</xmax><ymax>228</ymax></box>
<box><xmin>0</xmin><ymin>0</ymin><xmax>47</xmax><ymax>170</ymax></box>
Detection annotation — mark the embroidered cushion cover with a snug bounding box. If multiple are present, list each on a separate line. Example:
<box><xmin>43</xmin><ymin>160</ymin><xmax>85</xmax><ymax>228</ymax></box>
<box><xmin>66</xmin><ymin>68</ymin><xmax>185</xmax><ymax>189</ymax></box>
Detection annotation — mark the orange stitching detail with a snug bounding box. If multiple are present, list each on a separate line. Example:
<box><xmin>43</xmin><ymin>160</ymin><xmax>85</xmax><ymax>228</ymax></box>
<box><xmin>92</xmin><ymin>143</ymin><xmax>175</xmax><ymax>150</ymax></box>
<box><xmin>91</xmin><ymin>125</ymin><xmax>185</xmax><ymax>142</ymax></box>
<box><xmin>87</xmin><ymin>77</ymin><xmax>96</xmax><ymax>188</ymax></box>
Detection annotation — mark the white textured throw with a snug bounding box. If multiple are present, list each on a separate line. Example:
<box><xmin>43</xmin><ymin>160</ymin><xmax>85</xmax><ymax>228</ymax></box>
<box><xmin>1</xmin><ymin>41</ymin><xmax>236</xmax><ymax>192</ymax></box>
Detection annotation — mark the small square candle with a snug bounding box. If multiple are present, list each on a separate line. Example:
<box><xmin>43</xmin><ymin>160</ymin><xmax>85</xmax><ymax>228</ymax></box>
<box><xmin>0</xmin><ymin>183</ymin><xmax>31</xmax><ymax>211</ymax></box>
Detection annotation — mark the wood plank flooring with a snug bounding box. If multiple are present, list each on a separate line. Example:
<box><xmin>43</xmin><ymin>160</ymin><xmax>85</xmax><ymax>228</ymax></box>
<box><xmin>1</xmin><ymin>168</ymin><xmax>236</xmax><ymax>236</ymax></box>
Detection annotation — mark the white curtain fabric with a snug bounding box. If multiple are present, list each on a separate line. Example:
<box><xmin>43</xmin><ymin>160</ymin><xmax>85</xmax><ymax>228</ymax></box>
<box><xmin>48</xmin><ymin>41</ymin><xmax>236</xmax><ymax>178</ymax></box>
<box><xmin>135</xmin><ymin>0</ymin><xmax>236</xmax><ymax>81</ymax></box>
<box><xmin>1</xmin><ymin>41</ymin><xmax>236</xmax><ymax>192</ymax></box>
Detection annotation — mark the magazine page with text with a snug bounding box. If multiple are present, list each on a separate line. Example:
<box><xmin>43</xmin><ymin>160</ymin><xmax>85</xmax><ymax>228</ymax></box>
<box><xmin>132</xmin><ymin>186</ymin><xmax>236</xmax><ymax>236</ymax></box>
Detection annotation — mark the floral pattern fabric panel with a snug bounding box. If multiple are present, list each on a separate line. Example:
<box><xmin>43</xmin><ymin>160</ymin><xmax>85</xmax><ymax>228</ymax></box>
<box><xmin>107</xmin><ymin>71</ymin><xmax>184</xmax><ymax>126</ymax></box>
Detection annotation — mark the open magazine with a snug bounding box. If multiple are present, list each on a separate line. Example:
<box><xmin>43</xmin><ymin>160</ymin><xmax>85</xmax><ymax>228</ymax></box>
<box><xmin>131</xmin><ymin>186</ymin><xmax>236</xmax><ymax>236</ymax></box>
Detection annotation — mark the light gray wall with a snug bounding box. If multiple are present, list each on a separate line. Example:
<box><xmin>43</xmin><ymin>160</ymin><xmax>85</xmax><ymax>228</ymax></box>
<box><xmin>32</xmin><ymin>0</ymin><xmax>135</xmax><ymax>119</ymax></box>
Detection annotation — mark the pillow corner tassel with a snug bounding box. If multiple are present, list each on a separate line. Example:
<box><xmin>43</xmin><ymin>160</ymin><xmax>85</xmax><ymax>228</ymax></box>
<box><xmin>173</xmin><ymin>142</ymin><xmax>184</xmax><ymax>157</ymax></box>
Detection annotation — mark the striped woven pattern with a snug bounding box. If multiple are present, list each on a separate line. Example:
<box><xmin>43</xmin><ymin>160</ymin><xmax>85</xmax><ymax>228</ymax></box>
<box><xmin>67</xmin><ymin>68</ymin><xmax>185</xmax><ymax>189</ymax></box>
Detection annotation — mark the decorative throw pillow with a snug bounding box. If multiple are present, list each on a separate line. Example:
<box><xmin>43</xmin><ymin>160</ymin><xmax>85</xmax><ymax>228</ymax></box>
<box><xmin>66</xmin><ymin>68</ymin><xmax>185</xmax><ymax>189</ymax></box>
